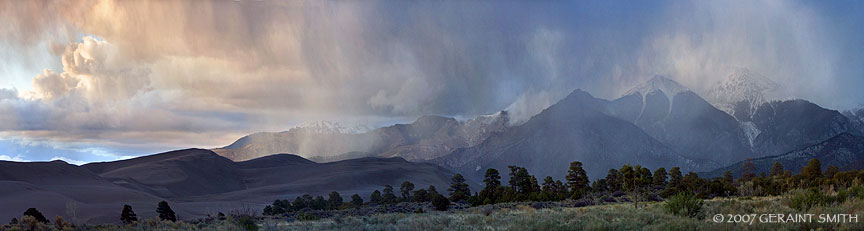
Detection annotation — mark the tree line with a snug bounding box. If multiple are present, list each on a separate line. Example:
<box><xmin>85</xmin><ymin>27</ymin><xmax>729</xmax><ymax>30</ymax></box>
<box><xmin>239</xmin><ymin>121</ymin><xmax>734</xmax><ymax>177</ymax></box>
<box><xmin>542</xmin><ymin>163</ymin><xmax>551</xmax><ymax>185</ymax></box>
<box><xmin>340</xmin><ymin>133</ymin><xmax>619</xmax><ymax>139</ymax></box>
<box><xmin>262</xmin><ymin>157</ymin><xmax>862</xmax><ymax>215</ymax></box>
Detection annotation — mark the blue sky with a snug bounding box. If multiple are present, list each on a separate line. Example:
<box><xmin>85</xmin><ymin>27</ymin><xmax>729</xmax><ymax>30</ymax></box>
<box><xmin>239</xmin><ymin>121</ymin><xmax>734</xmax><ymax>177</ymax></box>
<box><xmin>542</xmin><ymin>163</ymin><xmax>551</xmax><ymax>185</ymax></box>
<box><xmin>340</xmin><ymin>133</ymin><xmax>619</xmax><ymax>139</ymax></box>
<box><xmin>0</xmin><ymin>0</ymin><xmax>862</xmax><ymax>164</ymax></box>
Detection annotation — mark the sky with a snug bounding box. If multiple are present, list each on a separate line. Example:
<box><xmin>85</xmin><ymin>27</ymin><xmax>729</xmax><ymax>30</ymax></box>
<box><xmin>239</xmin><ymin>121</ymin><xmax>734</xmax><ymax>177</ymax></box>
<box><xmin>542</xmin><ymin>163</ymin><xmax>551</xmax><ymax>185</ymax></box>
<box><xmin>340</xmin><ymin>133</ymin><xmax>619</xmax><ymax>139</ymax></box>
<box><xmin>0</xmin><ymin>0</ymin><xmax>862</xmax><ymax>164</ymax></box>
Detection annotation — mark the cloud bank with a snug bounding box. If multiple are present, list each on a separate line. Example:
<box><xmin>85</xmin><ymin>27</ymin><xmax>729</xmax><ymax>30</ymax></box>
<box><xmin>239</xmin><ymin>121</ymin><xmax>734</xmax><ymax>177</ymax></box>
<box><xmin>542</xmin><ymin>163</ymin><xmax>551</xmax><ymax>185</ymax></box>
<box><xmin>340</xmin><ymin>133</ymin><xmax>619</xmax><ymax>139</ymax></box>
<box><xmin>0</xmin><ymin>0</ymin><xmax>862</xmax><ymax>161</ymax></box>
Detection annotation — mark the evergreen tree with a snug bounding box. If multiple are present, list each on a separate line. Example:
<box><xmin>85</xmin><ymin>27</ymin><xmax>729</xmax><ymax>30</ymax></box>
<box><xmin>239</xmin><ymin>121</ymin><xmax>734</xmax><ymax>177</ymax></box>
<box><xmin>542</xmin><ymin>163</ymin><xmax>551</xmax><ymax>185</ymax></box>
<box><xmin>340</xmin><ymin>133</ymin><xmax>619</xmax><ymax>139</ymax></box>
<box><xmin>263</xmin><ymin>205</ymin><xmax>273</xmax><ymax>216</ymax></box>
<box><xmin>668</xmin><ymin>167</ymin><xmax>683</xmax><ymax>188</ymax></box>
<box><xmin>293</xmin><ymin>195</ymin><xmax>310</xmax><ymax>210</ymax></box>
<box><xmin>400</xmin><ymin>181</ymin><xmax>415</xmax><ymax>201</ymax></box>
<box><xmin>448</xmin><ymin>174</ymin><xmax>471</xmax><ymax>202</ymax></box>
<box><xmin>542</xmin><ymin>176</ymin><xmax>556</xmax><ymax>193</ymax></box>
<box><xmin>637</xmin><ymin>166</ymin><xmax>653</xmax><ymax>188</ymax></box>
<box><xmin>566</xmin><ymin>161</ymin><xmax>589</xmax><ymax>197</ymax></box>
<box><xmin>369</xmin><ymin>190</ymin><xmax>383</xmax><ymax>204</ymax></box>
<box><xmin>350</xmin><ymin>194</ymin><xmax>363</xmax><ymax>208</ymax></box>
<box><xmin>156</xmin><ymin>201</ymin><xmax>177</xmax><ymax>222</ymax></box>
<box><xmin>382</xmin><ymin>185</ymin><xmax>397</xmax><ymax>203</ymax></box>
<box><xmin>605</xmin><ymin>169</ymin><xmax>620</xmax><ymax>192</ymax></box>
<box><xmin>413</xmin><ymin>189</ymin><xmax>429</xmax><ymax>202</ymax></box>
<box><xmin>769</xmin><ymin>161</ymin><xmax>785</xmax><ymax>177</ymax></box>
<box><xmin>120</xmin><ymin>204</ymin><xmax>138</xmax><ymax>224</ymax></box>
<box><xmin>507</xmin><ymin>166</ymin><xmax>534</xmax><ymax>194</ymax></box>
<box><xmin>529</xmin><ymin>175</ymin><xmax>541</xmax><ymax>193</ymax></box>
<box><xmin>802</xmin><ymin>158</ymin><xmax>823</xmax><ymax>187</ymax></box>
<box><xmin>328</xmin><ymin>191</ymin><xmax>343</xmax><ymax>209</ymax></box>
<box><xmin>741</xmin><ymin>159</ymin><xmax>756</xmax><ymax>182</ymax></box>
<box><xmin>483</xmin><ymin>168</ymin><xmax>501</xmax><ymax>189</ymax></box>
<box><xmin>653</xmin><ymin>167</ymin><xmax>668</xmax><ymax>186</ymax></box>
<box><xmin>825</xmin><ymin>165</ymin><xmax>839</xmax><ymax>179</ymax></box>
<box><xmin>312</xmin><ymin>195</ymin><xmax>327</xmax><ymax>210</ymax></box>
<box><xmin>23</xmin><ymin>208</ymin><xmax>48</xmax><ymax>223</ymax></box>
<box><xmin>723</xmin><ymin>171</ymin><xmax>734</xmax><ymax>185</ymax></box>
<box><xmin>480</xmin><ymin>168</ymin><xmax>502</xmax><ymax>203</ymax></box>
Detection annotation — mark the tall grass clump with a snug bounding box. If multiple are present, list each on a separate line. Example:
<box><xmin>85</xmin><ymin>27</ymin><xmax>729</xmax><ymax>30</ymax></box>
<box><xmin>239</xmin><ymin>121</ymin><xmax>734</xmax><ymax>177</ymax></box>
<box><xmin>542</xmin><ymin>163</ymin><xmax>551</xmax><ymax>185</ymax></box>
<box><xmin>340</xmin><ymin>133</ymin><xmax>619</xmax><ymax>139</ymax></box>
<box><xmin>664</xmin><ymin>192</ymin><xmax>703</xmax><ymax>218</ymax></box>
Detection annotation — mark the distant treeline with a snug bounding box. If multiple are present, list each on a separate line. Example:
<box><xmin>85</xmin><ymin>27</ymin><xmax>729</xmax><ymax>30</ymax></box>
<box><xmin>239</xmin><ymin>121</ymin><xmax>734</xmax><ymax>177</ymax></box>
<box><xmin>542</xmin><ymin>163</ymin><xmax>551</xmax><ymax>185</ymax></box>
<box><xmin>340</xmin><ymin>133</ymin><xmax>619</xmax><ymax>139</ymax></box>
<box><xmin>263</xmin><ymin>157</ymin><xmax>863</xmax><ymax>215</ymax></box>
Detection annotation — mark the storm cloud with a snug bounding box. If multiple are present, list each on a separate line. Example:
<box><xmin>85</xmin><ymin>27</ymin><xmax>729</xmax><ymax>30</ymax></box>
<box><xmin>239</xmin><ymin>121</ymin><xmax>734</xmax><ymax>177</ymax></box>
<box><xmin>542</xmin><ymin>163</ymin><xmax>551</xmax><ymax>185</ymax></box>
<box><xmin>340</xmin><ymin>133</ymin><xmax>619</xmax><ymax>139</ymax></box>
<box><xmin>0</xmin><ymin>0</ymin><xmax>862</xmax><ymax>161</ymax></box>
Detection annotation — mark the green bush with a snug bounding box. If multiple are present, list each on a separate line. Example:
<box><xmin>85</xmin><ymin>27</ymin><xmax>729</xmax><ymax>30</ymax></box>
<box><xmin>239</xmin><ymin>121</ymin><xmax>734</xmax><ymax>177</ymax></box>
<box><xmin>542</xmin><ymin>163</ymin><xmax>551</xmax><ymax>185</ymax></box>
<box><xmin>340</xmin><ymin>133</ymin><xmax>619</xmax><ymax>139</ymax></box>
<box><xmin>235</xmin><ymin>215</ymin><xmax>258</xmax><ymax>231</ymax></box>
<box><xmin>296</xmin><ymin>212</ymin><xmax>320</xmax><ymax>221</ymax></box>
<box><xmin>432</xmin><ymin>194</ymin><xmax>450</xmax><ymax>211</ymax></box>
<box><xmin>664</xmin><ymin>192</ymin><xmax>703</xmax><ymax>218</ymax></box>
<box><xmin>788</xmin><ymin>188</ymin><xmax>835</xmax><ymax>211</ymax></box>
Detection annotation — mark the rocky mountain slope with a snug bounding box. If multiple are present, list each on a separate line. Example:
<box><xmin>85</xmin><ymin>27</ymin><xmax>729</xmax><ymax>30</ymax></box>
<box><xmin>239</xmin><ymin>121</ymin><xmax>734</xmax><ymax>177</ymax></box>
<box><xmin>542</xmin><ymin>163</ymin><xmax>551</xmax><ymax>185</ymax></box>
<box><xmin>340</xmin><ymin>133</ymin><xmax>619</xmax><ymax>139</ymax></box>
<box><xmin>431</xmin><ymin>89</ymin><xmax>701</xmax><ymax>181</ymax></box>
<box><xmin>607</xmin><ymin>76</ymin><xmax>752</xmax><ymax>165</ymax></box>
<box><xmin>703</xmin><ymin>133</ymin><xmax>864</xmax><ymax>178</ymax></box>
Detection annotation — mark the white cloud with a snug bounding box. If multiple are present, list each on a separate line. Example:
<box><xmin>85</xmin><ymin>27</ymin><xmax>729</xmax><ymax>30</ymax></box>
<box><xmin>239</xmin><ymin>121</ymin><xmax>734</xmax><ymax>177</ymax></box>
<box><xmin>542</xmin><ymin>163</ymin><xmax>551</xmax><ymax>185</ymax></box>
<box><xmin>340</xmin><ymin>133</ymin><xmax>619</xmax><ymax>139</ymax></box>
<box><xmin>0</xmin><ymin>154</ymin><xmax>27</xmax><ymax>162</ymax></box>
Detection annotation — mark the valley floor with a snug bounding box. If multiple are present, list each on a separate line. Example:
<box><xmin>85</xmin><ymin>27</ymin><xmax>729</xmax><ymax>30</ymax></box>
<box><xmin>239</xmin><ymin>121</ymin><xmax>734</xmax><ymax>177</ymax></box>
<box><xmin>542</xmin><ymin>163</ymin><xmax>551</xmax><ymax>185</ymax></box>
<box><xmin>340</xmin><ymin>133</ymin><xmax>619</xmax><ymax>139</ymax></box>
<box><xmin>7</xmin><ymin>196</ymin><xmax>864</xmax><ymax>230</ymax></box>
<box><xmin>266</xmin><ymin>197</ymin><xmax>864</xmax><ymax>231</ymax></box>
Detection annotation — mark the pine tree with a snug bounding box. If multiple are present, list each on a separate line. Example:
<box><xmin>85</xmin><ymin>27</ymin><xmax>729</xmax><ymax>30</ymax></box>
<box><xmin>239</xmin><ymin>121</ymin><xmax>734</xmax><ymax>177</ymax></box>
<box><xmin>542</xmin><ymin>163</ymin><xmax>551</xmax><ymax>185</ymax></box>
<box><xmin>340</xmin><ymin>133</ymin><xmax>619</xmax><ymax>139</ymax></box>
<box><xmin>156</xmin><ymin>201</ymin><xmax>177</xmax><ymax>222</ymax></box>
<box><xmin>400</xmin><ymin>181</ymin><xmax>415</xmax><ymax>201</ymax></box>
<box><xmin>769</xmin><ymin>161</ymin><xmax>784</xmax><ymax>177</ymax></box>
<box><xmin>480</xmin><ymin>168</ymin><xmax>502</xmax><ymax>203</ymax></box>
<box><xmin>413</xmin><ymin>189</ymin><xmax>429</xmax><ymax>202</ymax></box>
<box><xmin>369</xmin><ymin>190</ymin><xmax>383</xmax><ymax>204</ymax></box>
<box><xmin>263</xmin><ymin>205</ymin><xmax>273</xmax><ymax>216</ymax></box>
<box><xmin>668</xmin><ymin>167</ymin><xmax>683</xmax><ymax>188</ymax></box>
<box><xmin>382</xmin><ymin>185</ymin><xmax>397</xmax><ymax>203</ymax></box>
<box><xmin>802</xmin><ymin>158</ymin><xmax>823</xmax><ymax>187</ymax></box>
<box><xmin>448</xmin><ymin>174</ymin><xmax>471</xmax><ymax>202</ymax></box>
<box><xmin>566</xmin><ymin>161</ymin><xmax>589</xmax><ymax>197</ymax></box>
<box><xmin>120</xmin><ymin>204</ymin><xmax>138</xmax><ymax>224</ymax></box>
<box><xmin>483</xmin><ymin>168</ymin><xmax>501</xmax><ymax>191</ymax></box>
<box><xmin>825</xmin><ymin>166</ymin><xmax>839</xmax><ymax>179</ymax></box>
<box><xmin>741</xmin><ymin>159</ymin><xmax>756</xmax><ymax>182</ymax></box>
<box><xmin>350</xmin><ymin>194</ymin><xmax>363</xmax><ymax>208</ymax></box>
<box><xmin>23</xmin><ymin>208</ymin><xmax>48</xmax><ymax>223</ymax></box>
<box><xmin>542</xmin><ymin>176</ymin><xmax>556</xmax><ymax>193</ymax></box>
<box><xmin>653</xmin><ymin>167</ymin><xmax>668</xmax><ymax>186</ymax></box>
<box><xmin>328</xmin><ymin>191</ymin><xmax>343</xmax><ymax>209</ymax></box>
<box><xmin>605</xmin><ymin>169</ymin><xmax>620</xmax><ymax>192</ymax></box>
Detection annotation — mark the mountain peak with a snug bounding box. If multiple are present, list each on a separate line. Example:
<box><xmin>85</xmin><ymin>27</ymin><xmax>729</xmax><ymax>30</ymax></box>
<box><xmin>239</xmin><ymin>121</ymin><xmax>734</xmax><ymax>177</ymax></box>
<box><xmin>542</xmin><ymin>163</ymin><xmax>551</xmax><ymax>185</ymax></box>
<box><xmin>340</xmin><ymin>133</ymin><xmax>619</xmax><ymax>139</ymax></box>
<box><xmin>707</xmin><ymin>67</ymin><xmax>780</xmax><ymax>115</ymax></box>
<box><xmin>623</xmin><ymin>75</ymin><xmax>690</xmax><ymax>99</ymax></box>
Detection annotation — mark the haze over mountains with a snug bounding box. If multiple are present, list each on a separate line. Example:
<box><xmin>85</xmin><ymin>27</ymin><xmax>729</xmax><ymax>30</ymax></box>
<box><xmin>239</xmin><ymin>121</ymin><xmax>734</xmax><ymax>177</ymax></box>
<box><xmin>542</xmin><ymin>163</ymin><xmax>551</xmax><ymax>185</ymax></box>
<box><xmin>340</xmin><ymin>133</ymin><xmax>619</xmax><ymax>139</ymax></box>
<box><xmin>3</xmin><ymin>68</ymin><xmax>863</xmax><ymax>223</ymax></box>
<box><xmin>212</xmin><ymin>68</ymin><xmax>863</xmax><ymax>181</ymax></box>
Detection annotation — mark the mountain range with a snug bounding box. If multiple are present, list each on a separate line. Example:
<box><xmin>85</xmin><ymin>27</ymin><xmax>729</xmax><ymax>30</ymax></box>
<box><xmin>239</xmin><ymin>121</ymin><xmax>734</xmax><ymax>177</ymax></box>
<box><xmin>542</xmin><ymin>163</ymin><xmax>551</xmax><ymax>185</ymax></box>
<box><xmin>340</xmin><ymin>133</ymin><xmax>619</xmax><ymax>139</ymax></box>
<box><xmin>4</xmin><ymin>68</ymin><xmax>863</xmax><ymax>223</ymax></box>
<box><xmin>212</xmin><ymin>71</ymin><xmax>863</xmax><ymax>182</ymax></box>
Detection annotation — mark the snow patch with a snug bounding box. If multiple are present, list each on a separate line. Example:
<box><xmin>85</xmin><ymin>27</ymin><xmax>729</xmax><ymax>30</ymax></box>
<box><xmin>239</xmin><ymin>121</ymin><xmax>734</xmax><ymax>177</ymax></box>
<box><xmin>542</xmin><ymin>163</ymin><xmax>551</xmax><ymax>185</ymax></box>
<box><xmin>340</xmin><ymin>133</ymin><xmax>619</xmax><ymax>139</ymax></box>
<box><xmin>740</xmin><ymin>121</ymin><xmax>761</xmax><ymax>147</ymax></box>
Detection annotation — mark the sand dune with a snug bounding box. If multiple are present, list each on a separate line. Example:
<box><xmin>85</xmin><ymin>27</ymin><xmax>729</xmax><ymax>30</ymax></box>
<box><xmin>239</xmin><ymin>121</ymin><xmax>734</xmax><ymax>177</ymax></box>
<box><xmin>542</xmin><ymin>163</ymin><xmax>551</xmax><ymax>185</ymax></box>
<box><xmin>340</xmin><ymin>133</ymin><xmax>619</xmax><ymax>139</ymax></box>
<box><xmin>0</xmin><ymin>149</ymin><xmax>460</xmax><ymax>224</ymax></box>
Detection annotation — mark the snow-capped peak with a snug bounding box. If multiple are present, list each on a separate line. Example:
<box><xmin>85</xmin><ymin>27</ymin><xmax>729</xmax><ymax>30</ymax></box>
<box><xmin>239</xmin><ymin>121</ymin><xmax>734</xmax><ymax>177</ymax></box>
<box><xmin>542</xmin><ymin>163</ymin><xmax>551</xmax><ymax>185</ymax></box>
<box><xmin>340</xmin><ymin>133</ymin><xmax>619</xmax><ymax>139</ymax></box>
<box><xmin>707</xmin><ymin>67</ymin><xmax>780</xmax><ymax>115</ymax></box>
<box><xmin>290</xmin><ymin>120</ymin><xmax>372</xmax><ymax>134</ymax></box>
<box><xmin>623</xmin><ymin>75</ymin><xmax>690</xmax><ymax>99</ymax></box>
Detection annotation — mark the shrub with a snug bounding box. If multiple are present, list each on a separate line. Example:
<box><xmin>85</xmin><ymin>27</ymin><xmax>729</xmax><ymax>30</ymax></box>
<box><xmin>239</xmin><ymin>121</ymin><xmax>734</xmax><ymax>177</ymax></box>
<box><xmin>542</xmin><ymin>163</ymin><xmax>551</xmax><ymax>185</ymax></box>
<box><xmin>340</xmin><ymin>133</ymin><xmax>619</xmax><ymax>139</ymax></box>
<box><xmin>788</xmin><ymin>188</ymin><xmax>835</xmax><ymax>211</ymax></box>
<box><xmin>235</xmin><ymin>215</ymin><xmax>258</xmax><ymax>231</ymax></box>
<box><xmin>296</xmin><ymin>212</ymin><xmax>320</xmax><ymax>221</ymax></box>
<box><xmin>432</xmin><ymin>194</ymin><xmax>450</xmax><ymax>211</ymax></box>
<box><xmin>665</xmin><ymin>192</ymin><xmax>703</xmax><ymax>218</ymax></box>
